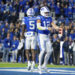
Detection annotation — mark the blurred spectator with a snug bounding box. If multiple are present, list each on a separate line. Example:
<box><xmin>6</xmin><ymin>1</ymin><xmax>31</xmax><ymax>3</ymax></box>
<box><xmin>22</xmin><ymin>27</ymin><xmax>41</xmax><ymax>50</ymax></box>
<box><xmin>0</xmin><ymin>9</ymin><xmax>3</xmax><ymax>21</ymax></box>
<box><xmin>64</xmin><ymin>0</ymin><xmax>69</xmax><ymax>6</ymax></box>
<box><xmin>58</xmin><ymin>23</ymin><xmax>64</xmax><ymax>40</ymax></box>
<box><xmin>69</xmin><ymin>0</ymin><xmax>74</xmax><ymax>7</ymax></box>
<box><xmin>69</xmin><ymin>30</ymin><xmax>75</xmax><ymax>40</ymax></box>
<box><xmin>68</xmin><ymin>37</ymin><xmax>73</xmax><ymax>65</ymax></box>
<box><xmin>17</xmin><ymin>36</ymin><xmax>24</xmax><ymax>62</ymax></box>
<box><xmin>63</xmin><ymin>26</ymin><xmax>70</xmax><ymax>37</ymax></box>
<box><xmin>68</xmin><ymin>3</ymin><xmax>73</xmax><ymax>20</ymax></box>
<box><xmin>57</xmin><ymin>16</ymin><xmax>65</xmax><ymax>26</ymax></box>
<box><xmin>53</xmin><ymin>34</ymin><xmax>58</xmax><ymax>42</ymax></box>
<box><xmin>55</xmin><ymin>0</ymin><xmax>61</xmax><ymax>4</ymax></box>
<box><xmin>63</xmin><ymin>36</ymin><xmax>69</xmax><ymax>65</ymax></box>
<box><xmin>0</xmin><ymin>0</ymin><xmax>2</xmax><ymax>4</ymax></box>
<box><xmin>4</xmin><ymin>21</ymin><xmax>10</xmax><ymax>33</ymax></box>
<box><xmin>65</xmin><ymin>18</ymin><xmax>70</xmax><ymax>26</ymax></box>
<box><xmin>19</xmin><ymin>0</ymin><xmax>25</xmax><ymax>12</ymax></box>
<box><xmin>71</xmin><ymin>39</ymin><xmax>75</xmax><ymax>65</ymax></box>
<box><xmin>60</xmin><ymin>3</ymin><xmax>64</xmax><ymax>16</ymax></box>
<box><xmin>9</xmin><ymin>29</ymin><xmax>14</xmax><ymax>40</ymax></box>
<box><xmin>33</xmin><ymin>4</ymin><xmax>39</xmax><ymax>16</ymax></box>
<box><xmin>24</xmin><ymin>1</ymin><xmax>30</xmax><ymax>15</ymax></box>
<box><xmin>1</xmin><ymin>28</ymin><xmax>7</xmax><ymax>40</ymax></box>
<box><xmin>55</xmin><ymin>2</ymin><xmax>61</xmax><ymax>19</ymax></box>
<box><xmin>50</xmin><ymin>1</ymin><xmax>55</xmax><ymax>17</ymax></box>
<box><xmin>13</xmin><ymin>1</ymin><xmax>19</xmax><ymax>12</ymax></box>
<box><xmin>0</xmin><ymin>42</ymin><xmax>3</xmax><ymax>51</ymax></box>
<box><xmin>52</xmin><ymin>34</ymin><xmax>60</xmax><ymax>65</ymax></box>
<box><xmin>29</xmin><ymin>0</ymin><xmax>34</xmax><ymax>7</ymax></box>
<box><xmin>0</xmin><ymin>35</ymin><xmax>3</xmax><ymax>51</ymax></box>
<box><xmin>14</xmin><ymin>28</ymin><xmax>20</xmax><ymax>39</ymax></box>
<box><xmin>9</xmin><ymin>23</ymin><xmax>14</xmax><ymax>40</ymax></box>
<box><xmin>3</xmin><ymin>10</ymin><xmax>10</xmax><ymax>22</ymax></box>
<box><xmin>0</xmin><ymin>35</ymin><xmax>3</xmax><ymax>61</ymax></box>
<box><xmin>8</xmin><ymin>11</ymin><xmax>18</xmax><ymax>23</ymax></box>
<box><xmin>9</xmin><ymin>22</ymin><xmax>14</xmax><ymax>29</ymax></box>
<box><xmin>64</xmin><ymin>4</ymin><xmax>68</xmax><ymax>18</ymax></box>
<box><xmin>73</xmin><ymin>3</ymin><xmax>75</xmax><ymax>21</ymax></box>
<box><xmin>0</xmin><ymin>1</ymin><xmax>5</xmax><ymax>13</ymax></box>
<box><xmin>0</xmin><ymin>21</ymin><xmax>4</xmax><ymax>33</ymax></box>
<box><xmin>0</xmin><ymin>35</ymin><xmax>2</xmax><ymax>44</ymax></box>
<box><xmin>11</xmin><ymin>36</ymin><xmax>19</xmax><ymax>62</ymax></box>
<box><xmin>2</xmin><ymin>33</ymin><xmax>12</xmax><ymax>62</ymax></box>
<box><xmin>69</xmin><ymin>22</ymin><xmax>73</xmax><ymax>31</ymax></box>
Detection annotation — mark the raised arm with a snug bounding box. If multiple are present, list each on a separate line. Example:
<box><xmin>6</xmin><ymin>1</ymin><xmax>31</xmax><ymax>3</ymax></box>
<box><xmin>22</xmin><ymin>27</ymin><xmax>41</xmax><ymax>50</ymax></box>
<box><xmin>21</xmin><ymin>18</ymin><xmax>26</xmax><ymax>37</ymax></box>
<box><xmin>51</xmin><ymin>22</ymin><xmax>59</xmax><ymax>30</ymax></box>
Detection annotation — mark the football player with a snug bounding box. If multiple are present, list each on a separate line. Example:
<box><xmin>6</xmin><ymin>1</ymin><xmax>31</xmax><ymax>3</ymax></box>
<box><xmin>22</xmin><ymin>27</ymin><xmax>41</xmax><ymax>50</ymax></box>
<box><xmin>21</xmin><ymin>8</ymin><xmax>37</xmax><ymax>71</ymax></box>
<box><xmin>37</xmin><ymin>6</ymin><xmax>60</xmax><ymax>73</ymax></box>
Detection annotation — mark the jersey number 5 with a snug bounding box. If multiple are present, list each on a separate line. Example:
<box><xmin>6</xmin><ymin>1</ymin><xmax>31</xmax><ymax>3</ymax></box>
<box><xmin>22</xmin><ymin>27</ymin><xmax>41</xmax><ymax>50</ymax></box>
<box><xmin>29</xmin><ymin>21</ymin><xmax>35</xmax><ymax>29</ymax></box>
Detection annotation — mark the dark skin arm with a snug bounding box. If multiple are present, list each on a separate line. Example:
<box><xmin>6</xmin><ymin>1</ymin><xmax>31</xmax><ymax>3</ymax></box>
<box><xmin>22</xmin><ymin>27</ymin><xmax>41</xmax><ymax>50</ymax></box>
<box><xmin>22</xmin><ymin>25</ymin><xmax>26</xmax><ymax>38</ymax></box>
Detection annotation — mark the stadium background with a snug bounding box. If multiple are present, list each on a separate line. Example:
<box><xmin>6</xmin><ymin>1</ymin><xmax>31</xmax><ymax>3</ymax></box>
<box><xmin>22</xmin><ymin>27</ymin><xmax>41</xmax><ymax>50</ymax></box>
<box><xmin>0</xmin><ymin>0</ymin><xmax>75</xmax><ymax>65</ymax></box>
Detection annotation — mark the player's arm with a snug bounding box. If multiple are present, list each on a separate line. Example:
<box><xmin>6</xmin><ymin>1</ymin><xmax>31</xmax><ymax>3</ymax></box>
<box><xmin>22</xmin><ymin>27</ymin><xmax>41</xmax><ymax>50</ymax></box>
<box><xmin>51</xmin><ymin>22</ymin><xmax>59</xmax><ymax>30</ymax></box>
<box><xmin>47</xmin><ymin>21</ymin><xmax>59</xmax><ymax>31</ymax></box>
<box><xmin>37</xmin><ymin>19</ymin><xmax>48</xmax><ymax>30</ymax></box>
<box><xmin>21</xmin><ymin>25</ymin><xmax>25</xmax><ymax>37</ymax></box>
<box><xmin>22</xmin><ymin>25</ymin><xmax>25</xmax><ymax>35</ymax></box>
<box><xmin>21</xmin><ymin>18</ymin><xmax>26</xmax><ymax>37</ymax></box>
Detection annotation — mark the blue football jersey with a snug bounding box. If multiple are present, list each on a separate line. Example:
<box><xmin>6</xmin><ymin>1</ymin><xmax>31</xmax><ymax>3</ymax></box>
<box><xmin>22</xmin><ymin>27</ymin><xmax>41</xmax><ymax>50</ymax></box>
<box><xmin>37</xmin><ymin>16</ymin><xmax>53</xmax><ymax>35</ymax></box>
<box><xmin>22</xmin><ymin>16</ymin><xmax>37</xmax><ymax>32</ymax></box>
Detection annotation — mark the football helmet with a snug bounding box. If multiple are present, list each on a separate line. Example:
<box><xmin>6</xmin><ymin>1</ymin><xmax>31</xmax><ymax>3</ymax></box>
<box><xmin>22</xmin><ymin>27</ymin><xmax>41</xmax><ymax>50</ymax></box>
<box><xmin>40</xmin><ymin>6</ymin><xmax>50</xmax><ymax>17</ymax></box>
<box><xmin>26</xmin><ymin>8</ymin><xmax>35</xmax><ymax>16</ymax></box>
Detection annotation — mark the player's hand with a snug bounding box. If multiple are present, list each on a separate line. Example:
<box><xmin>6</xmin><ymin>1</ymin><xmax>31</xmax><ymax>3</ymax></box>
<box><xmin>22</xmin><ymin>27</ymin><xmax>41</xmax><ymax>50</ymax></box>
<box><xmin>48</xmin><ymin>27</ymin><xmax>52</xmax><ymax>31</ymax></box>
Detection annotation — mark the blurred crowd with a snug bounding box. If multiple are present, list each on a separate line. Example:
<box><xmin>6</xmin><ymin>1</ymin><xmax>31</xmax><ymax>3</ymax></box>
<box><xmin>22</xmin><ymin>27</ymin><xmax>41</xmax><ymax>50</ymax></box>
<box><xmin>0</xmin><ymin>0</ymin><xmax>75</xmax><ymax>65</ymax></box>
<box><xmin>0</xmin><ymin>0</ymin><xmax>75</xmax><ymax>22</ymax></box>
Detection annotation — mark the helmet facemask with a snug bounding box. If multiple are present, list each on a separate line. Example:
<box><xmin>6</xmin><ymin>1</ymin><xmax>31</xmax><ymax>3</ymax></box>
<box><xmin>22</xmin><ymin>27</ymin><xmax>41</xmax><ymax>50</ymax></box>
<box><xmin>44</xmin><ymin>12</ymin><xmax>50</xmax><ymax>17</ymax></box>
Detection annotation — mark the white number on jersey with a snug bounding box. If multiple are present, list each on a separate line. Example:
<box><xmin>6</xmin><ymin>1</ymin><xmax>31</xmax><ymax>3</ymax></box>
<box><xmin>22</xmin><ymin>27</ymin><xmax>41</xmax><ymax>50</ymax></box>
<box><xmin>43</xmin><ymin>21</ymin><xmax>50</xmax><ymax>27</ymax></box>
<box><xmin>29</xmin><ymin>21</ymin><xmax>35</xmax><ymax>29</ymax></box>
